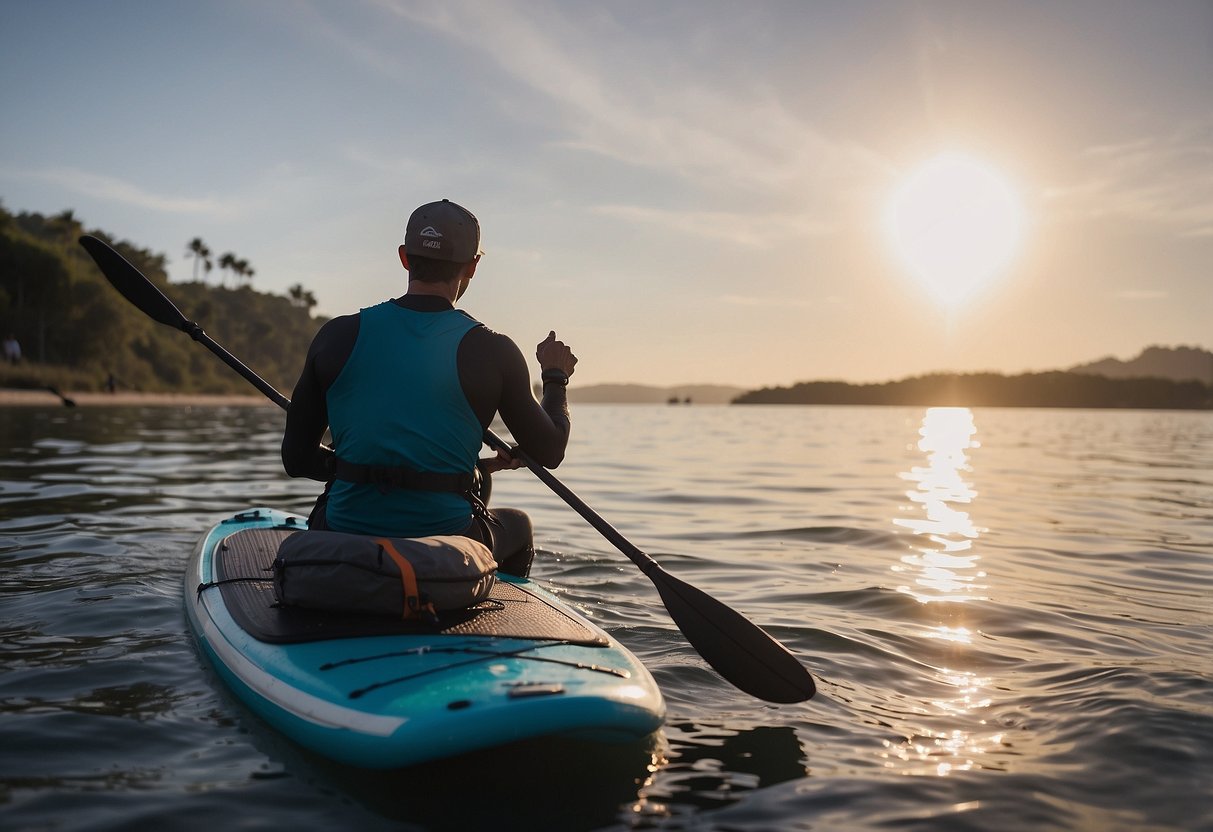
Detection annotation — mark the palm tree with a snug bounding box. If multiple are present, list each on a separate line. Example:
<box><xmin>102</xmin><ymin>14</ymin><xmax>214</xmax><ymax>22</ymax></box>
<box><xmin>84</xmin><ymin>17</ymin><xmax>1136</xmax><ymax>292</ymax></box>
<box><xmin>235</xmin><ymin>258</ymin><xmax>254</xmax><ymax>287</ymax></box>
<box><xmin>186</xmin><ymin>238</ymin><xmax>212</xmax><ymax>282</ymax></box>
<box><xmin>288</xmin><ymin>283</ymin><xmax>317</xmax><ymax>310</ymax></box>
<box><xmin>217</xmin><ymin>252</ymin><xmax>237</xmax><ymax>287</ymax></box>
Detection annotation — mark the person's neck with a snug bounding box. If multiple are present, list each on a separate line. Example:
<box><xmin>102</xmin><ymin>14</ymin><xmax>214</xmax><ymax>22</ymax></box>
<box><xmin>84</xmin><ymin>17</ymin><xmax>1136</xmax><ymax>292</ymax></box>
<box><xmin>393</xmin><ymin>286</ymin><xmax>455</xmax><ymax>311</ymax></box>
<box><xmin>404</xmin><ymin>279</ymin><xmax>458</xmax><ymax>304</ymax></box>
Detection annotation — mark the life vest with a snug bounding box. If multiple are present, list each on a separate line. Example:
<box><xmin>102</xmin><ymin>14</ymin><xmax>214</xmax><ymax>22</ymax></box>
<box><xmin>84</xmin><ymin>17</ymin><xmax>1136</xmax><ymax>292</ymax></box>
<box><xmin>324</xmin><ymin>300</ymin><xmax>482</xmax><ymax>537</ymax></box>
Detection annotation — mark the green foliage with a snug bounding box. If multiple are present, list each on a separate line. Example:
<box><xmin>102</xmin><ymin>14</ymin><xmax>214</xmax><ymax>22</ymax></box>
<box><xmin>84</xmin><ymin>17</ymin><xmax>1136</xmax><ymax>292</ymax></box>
<box><xmin>733</xmin><ymin>371</ymin><xmax>1213</xmax><ymax>410</ymax></box>
<box><xmin>0</xmin><ymin>360</ymin><xmax>103</xmax><ymax>393</ymax></box>
<box><xmin>0</xmin><ymin>204</ymin><xmax>324</xmax><ymax>393</ymax></box>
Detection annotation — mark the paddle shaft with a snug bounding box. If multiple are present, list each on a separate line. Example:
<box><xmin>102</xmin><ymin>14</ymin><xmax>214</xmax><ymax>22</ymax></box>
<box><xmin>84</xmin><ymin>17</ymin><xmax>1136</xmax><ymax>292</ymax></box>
<box><xmin>45</xmin><ymin>385</ymin><xmax>76</xmax><ymax>407</ymax></box>
<box><xmin>186</xmin><ymin>322</ymin><xmax>290</xmax><ymax>410</ymax></box>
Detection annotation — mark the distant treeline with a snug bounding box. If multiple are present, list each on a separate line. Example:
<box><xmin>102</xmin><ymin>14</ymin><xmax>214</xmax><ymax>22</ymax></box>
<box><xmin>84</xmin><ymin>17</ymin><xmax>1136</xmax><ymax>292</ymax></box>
<box><xmin>0</xmin><ymin>205</ymin><xmax>324</xmax><ymax>394</ymax></box>
<box><xmin>733</xmin><ymin>372</ymin><xmax>1212</xmax><ymax>410</ymax></box>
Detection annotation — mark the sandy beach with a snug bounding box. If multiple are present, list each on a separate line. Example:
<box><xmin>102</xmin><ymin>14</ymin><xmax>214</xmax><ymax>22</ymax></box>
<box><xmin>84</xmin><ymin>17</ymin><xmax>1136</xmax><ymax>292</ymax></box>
<box><xmin>0</xmin><ymin>388</ymin><xmax>273</xmax><ymax>407</ymax></box>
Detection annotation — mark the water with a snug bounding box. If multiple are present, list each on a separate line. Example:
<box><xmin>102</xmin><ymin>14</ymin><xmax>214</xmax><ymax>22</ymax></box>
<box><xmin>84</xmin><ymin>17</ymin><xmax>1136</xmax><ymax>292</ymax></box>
<box><xmin>2</xmin><ymin>403</ymin><xmax>1210</xmax><ymax>831</ymax></box>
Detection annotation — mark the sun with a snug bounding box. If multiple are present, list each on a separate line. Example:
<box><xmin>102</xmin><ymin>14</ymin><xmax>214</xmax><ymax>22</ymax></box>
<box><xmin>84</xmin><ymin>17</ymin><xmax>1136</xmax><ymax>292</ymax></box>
<box><xmin>884</xmin><ymin>153</ymin><xmax>1025</xmax><ymax>310</ymax></box>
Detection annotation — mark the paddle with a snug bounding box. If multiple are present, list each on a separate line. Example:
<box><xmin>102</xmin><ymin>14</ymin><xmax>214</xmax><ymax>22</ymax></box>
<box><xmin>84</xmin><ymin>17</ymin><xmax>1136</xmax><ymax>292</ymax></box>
<box><xmin>45</xmin><ymin>385</ymin><xmax>76</xmax><ymax>407</ymax></box>
<box><xmin>79</xmin><ymin>234</ymin><xmax>817</xmax><ymax>704</ymax></box>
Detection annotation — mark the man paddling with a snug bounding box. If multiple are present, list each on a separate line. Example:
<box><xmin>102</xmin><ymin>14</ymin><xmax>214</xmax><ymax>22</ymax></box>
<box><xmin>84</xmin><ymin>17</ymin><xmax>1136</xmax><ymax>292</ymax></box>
<box><xmin>281</xmin><ymin>199</ymin><xmax>577</xmax><ymax>576</ymax></box>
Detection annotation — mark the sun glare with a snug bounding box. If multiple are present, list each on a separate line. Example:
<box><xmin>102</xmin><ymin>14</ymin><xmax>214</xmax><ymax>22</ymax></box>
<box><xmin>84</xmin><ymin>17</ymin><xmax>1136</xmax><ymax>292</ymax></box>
<box><xmin>884</xmin><ymin>153</ymin><xmax>1024</xmax><ymax>310</ymax></box>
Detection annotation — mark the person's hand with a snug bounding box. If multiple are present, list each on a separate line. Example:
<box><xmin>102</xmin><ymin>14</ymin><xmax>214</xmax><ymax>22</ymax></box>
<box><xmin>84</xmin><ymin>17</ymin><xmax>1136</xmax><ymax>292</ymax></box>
<box><xmin>479</xmin><ymin>446</ymin><xmax>523</xmax><ymax>475</ymax></box>
<box><xmin>536</xmin><ymin>331</ymin><xmax>577</xmax><ymax>376</ymax></box>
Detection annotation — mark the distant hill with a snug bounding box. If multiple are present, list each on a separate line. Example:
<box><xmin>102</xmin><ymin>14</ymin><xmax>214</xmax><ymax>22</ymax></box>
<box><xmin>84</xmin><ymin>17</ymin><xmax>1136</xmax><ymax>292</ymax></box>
<box><xmin>733</xmin><ymin>371</ymin><xmax>1210</xmax><ymax>409</ymax></box>
<box><xmin>1069</xmin><ymin>345</ymin><xmax>1213</xmax><ymax>384</ymax></box>
<box><xmin>568</xmin><ymin>383</ymin><xmax>744</xmax><ymax>404</ymax></box>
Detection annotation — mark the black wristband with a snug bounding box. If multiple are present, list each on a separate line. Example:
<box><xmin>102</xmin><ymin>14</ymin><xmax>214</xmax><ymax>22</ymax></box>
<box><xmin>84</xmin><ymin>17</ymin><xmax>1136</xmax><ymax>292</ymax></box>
<box><xmin>541</xmin><ymin>369</ymin><xmax>570</xmax><ymax>387</ymax></box>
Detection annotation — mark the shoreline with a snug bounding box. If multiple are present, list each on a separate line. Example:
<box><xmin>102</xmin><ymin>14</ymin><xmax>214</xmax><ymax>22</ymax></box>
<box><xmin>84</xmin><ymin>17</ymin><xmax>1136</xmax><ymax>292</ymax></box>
<box><xmin>0</xmin><ymin>388</ymin><xmax>273</xmax><ymax>407</ymax></box>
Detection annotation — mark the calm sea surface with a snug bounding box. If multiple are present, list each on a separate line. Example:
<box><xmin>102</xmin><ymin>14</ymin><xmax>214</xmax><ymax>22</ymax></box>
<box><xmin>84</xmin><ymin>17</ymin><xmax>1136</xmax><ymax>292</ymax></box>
<box><xmin>2</xmin><ymin>403</ymin><xmax>1210</xmax><ymax>831</ymax></box>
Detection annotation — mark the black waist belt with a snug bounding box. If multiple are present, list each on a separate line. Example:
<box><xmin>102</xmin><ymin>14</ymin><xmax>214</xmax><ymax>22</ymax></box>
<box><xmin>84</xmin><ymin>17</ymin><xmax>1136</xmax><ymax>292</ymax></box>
<box><xmin>333</xmin><ymin>457</ymin><xmax>475</xmax><ymax>494</ymax></box>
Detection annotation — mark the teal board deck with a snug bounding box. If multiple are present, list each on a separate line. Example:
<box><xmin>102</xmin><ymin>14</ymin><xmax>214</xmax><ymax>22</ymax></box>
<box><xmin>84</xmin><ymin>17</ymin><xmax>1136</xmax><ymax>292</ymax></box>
<box><xmin>185</xmin><ymin>508</ymin><xmax>665</xmax><ymax>769</ymax></box>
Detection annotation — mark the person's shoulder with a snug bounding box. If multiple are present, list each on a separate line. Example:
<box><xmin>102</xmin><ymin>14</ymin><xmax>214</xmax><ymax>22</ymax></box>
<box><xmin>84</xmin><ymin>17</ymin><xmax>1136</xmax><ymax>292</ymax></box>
<box><xmin>318</xmin><ymin>311</ymin><xmax>361</xmax><ymax>333</ymax></box>
<box><xmin>309</xmin><ymin>312</ymin><xmax>361</xmax><ymax>354</ymax></box>
<box><xmin>463</xmin><ymin>323</ymin><xmax>521</xmax><ymax>352</ymax></box>
<box><xmin>461</xmin><ymin>324</ymin><xmax>527</xmax><ymax>374</ymax></box>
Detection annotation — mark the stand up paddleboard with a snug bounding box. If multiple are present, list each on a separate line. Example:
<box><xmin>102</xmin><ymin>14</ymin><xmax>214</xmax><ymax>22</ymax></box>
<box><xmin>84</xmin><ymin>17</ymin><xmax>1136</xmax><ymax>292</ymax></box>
<box><xmin>185</xmin><ymin>507</ymin><xmax>666</xmax><ymax>769</ymax></box>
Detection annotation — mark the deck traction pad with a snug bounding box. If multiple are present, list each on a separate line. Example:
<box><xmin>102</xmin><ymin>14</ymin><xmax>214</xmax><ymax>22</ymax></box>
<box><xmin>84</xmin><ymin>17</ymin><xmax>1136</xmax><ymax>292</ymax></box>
<box><xmin>209</xmin><ymin>527</ymin><xmax>607</xmax><ymax>646</ymax></box>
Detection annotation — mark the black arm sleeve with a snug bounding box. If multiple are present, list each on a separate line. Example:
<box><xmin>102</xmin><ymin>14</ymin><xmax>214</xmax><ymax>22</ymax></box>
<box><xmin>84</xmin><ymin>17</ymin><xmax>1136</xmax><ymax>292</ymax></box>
<box><xmin>458</xmin><ymin>327</ymin><xmax>571</xmax><ymax>468</ymax></box>
<box><xmin>281</xmin><ymin>315</ymin><xmax>358</xmax><ymax>481</ymax></box>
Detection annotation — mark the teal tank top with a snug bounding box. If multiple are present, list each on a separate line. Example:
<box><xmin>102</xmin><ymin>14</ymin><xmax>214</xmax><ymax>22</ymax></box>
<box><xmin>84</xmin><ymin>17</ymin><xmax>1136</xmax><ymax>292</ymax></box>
<box><xmin>324</xmin><ymin>300</ymin><xmax>483</xmax><ymax>537</ymax></box>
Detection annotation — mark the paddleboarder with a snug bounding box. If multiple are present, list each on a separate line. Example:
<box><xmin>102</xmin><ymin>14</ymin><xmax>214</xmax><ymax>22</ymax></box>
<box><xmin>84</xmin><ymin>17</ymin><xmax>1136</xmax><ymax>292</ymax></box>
<box><xmin>80</xmin><ymin>231</ymin><xmax>817</xmax><ymax>704</ymax></box>
<box><xmin>281</xmin><ymin>199</ymin><xmax>578</xmax><ymax>576</ymax></box>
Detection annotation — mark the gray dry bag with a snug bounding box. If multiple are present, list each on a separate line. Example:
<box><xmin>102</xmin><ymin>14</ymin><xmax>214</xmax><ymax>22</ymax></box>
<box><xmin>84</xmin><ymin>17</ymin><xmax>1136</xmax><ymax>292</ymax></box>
<box><xmin>272</xmin><ymin>530</ymin><xmax>497</xmax><ymax>621</ymax></box>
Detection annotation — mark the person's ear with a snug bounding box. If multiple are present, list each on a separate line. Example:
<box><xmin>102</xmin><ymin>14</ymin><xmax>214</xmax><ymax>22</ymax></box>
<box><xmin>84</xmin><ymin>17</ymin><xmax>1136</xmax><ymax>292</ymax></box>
<box><xmin>398</xmin><ymin>245</ymin><xmax>410</xmax><ymax>271</ymax></box>
<box><xmin>463</xmin><ymin>255</ymin><xmax>480</xmax><ymax>282</ymax></box>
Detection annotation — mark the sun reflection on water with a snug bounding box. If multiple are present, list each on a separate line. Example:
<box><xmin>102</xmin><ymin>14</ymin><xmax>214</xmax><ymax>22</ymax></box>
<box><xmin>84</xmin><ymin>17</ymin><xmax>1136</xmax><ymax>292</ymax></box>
<box><xmin>883</xmin><ymin>407</ymin><xmax>1003</xmax><ymax>776</ymax></box>
<box><xmin>877</xmin><ymin>661</ymin><xmax>1008</xmax><ymax>778</ymax></box>
<box><xmin>893</xmin><ymin>407</ymin><xmax>987</xmax><ymax>603</ymax></box>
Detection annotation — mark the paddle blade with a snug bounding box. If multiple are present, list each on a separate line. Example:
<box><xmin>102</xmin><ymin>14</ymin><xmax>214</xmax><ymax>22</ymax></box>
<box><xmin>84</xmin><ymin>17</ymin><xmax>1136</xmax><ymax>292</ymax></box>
<box><xmin>650</xmin><ymin>566</ymin><xmax>816</xmax><ymax>703</ymax></box>
<box><xmin>79</xmin><ymin>235</ymin><xmax>189</xmax><ymax>330</ymax></box>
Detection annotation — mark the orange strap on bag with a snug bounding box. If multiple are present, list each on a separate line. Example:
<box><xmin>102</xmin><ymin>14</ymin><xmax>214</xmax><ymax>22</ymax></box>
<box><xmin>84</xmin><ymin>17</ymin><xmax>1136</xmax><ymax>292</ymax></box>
<box><xmin>375</xmin><ymin>538</ymin><xmax>439</xmax><ymax>622</ymax></box>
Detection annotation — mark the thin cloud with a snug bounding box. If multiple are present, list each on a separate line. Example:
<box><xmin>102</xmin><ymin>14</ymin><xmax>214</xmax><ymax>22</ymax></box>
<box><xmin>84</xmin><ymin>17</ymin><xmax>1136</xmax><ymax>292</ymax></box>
<box><xmin>717</xmin><ymin>293</ymin><xmax>815</xmax><ymax>308</ymax></box>
<box><xmin>366</xmin><ymin>1</ymin><xmax>888</xmax><ymax>202</ymax></box>
<box><xmin>717</xmin><ymin>294</ymin><xmax>768</xmax><ymax>307</ymax></box>
<box><xmin>592</xmin><ymin>203</ymin><xmax>836</xmax><ymax>248</ymax></box>
<box><xmin>2</xmin><ymin>166</ymin><xmax>238</xmax><ymax>218</ymax></box>
<box><xmin>1045</xmin><ymin>121</ymin><xmax>1213</xmax><ymax>235</ymax></box>
<box><xmin>343</xmin><ymin>145</ymin><xmax>435</xmax><ymax>179</ymax></box>
<box><xmin>1113</xmin><ymin>289</ymin><xmax>1169</xmax><ymax>300</ymax></box>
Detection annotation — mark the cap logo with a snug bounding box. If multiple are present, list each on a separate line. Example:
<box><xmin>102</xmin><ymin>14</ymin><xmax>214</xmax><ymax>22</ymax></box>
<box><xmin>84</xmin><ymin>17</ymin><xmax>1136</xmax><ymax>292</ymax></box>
<box><xmin>420</xmin><ymin>226</ymin><xmax>443</xmax><ymax>238</ymax></box>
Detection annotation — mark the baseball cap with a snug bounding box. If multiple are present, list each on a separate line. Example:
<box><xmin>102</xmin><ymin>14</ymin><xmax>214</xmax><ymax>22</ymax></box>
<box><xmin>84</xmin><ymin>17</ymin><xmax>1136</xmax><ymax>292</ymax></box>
<box><xmin>403</xmin><ymin>199</ymin><xmax>482</xmax><ymax>263</ymax></box>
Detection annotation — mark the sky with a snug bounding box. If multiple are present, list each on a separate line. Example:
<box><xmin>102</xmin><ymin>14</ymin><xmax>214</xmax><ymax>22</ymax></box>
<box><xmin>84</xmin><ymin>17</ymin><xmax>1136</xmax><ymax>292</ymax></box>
<box><xmin>2</xmin><ymin>0</ymin><xmax>1210</xmax><ymax>388</ymax></box>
